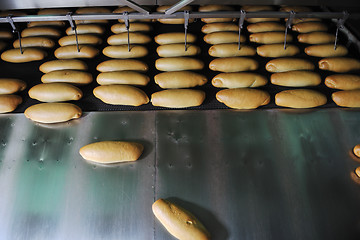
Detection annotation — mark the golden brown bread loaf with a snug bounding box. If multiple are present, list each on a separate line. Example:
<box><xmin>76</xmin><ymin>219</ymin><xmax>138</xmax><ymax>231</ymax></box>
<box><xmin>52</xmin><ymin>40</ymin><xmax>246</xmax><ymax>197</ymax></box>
<box><xmin>157</xmin><ymin>44</ymin><xmax>201</xmax><ymax>57</ymax></box>
<box><xmin>155</xmin><ymin>57</ymin><xmax>204</xmax><ymax>71</ymax></box>
<box><xmin>13</xmin><ymin>37</ymin><xmax>55</xmax><ymax>48</ymax></box>
<box><xmin>111</xmin><ymin>23</ymin><xmax>152</xmax><ymax>33</ymax></box>
<box><xmin>28</xmin><ymin>83</ymin><xmax>83</xmax><ymax>102</ymax></box>
<box><xmin>325</xmin><ymin>74</ymin><xmax>360</xmax><ymax>90</ymax></box>
<box><xmin>66</xmin><ymin>24</ymin><xmax>105</xmax><ymax>35</ymax></box>
<box><xmin>209</xmin><ymin>57</ymin><xmax>258</xmax><ymax>72</ymax></box>
<box><xmin>41</xmin><ymin>70</ymin><xmax>93</xmax><ymax>85</ymax></box>
<box><xmin>152</xmin><ymin>198</ymin><xmax>210</xmax><ymax>240</ymax></box>
<box><xmin>155</xmin><ymin>32</ymin><xmax>196</xmax><ymax>45</ymax></box>
<box><xmin>39</xmin><ymin>59</ymin><xmax>88</xmax><ymax>73</ymax></box>
<box><xmin>209</xmin><ymin>44</ymin><xmax>256</xmax><ymax>57</ymax></box>
<box><xmin>266</xmin><ymin>58</ymin><xmax>315</xmax><ymax>72</ymax></box>
<box><xmin>93</xmin><ymin>85</ymin><xmax>149</xmax><ymax>106</ymax></box>
<box><xmin>158</xmin><ymin>18</ymin><xmax>195</xmax><ymax>25</ymax></box>
<box><xmin>246</xmin><ymin>18</ymin><xmax>280</xmax><ymax>23</ymax></box>
<box><xmin>27</xmin><ymin>21</ymin><xmax>65</xmax><ymax>27</ymax></box>
<box><xmin>212</xmin><ymin>73</ymin><xmax>267</xmax><ymax>88</ymax></box>
<box><xmin>275</xmin><ymin>89</ymin><xmax>327</xmax><ymax>108</ymax></box>
<box><xmin>1</xmin><ymin>48</ymin><xmax>47</xmax><ymax>63</ymax></box>
<box><xmin>332</xmin><ymin>90</ymin><xmax>360</xmax><ymax>107</ymax></box>
<box><xmin>0</xmin><ymin>79</ymin><xmax>26</xmax><ymax>94</ymax></box>
<box><xmin>96</xmin><ymin>71</ymin><xmax>150</xmax><ymax>86</ymax></box>
<box><xmin>79</xmin><ymin>141</ymin><xmax>144</xmax><ymax>164</ymax></box>
<box><xmin>201</xmin><ymin>23</ymin><xmax>238</xmax><ymax>34</ymax></box>
<box><xmin>24</xmin><ymin>103</ymin><xmax>82</xmax><ymax>123</ymax></box>
<box><xmin>201</xmin><ymin>18</ymin><xmax>234</xmax><ymax>23</ymax></box>
<box><xmin>216</xmin><ymin>88</ymin><xmax>270</xmax><ymax>109</ymax></box>
<box><xmin>297</xmin><ymin>32</ymin><xmax>335</xmax><ymax>44</ymax></box>
<box><xmin>319</xmin><ymin>58</ymin><xmax>360</xmax><ymax>73</ymax></box>
<box><xmin>250</xmin><ymin>32</ymin><xmax>293</xmax><ymax>44</ymax></box>
<box><xmin>151</xmin><ymin>89</ymin><xmax>205</xmax><ymax>108</ymax></box>
<box><xmin>154</xmin><ymin>71</ymin><xmax>207</xmax><ymax>88</ymax></box>
<box><xmin>103</xmin><ymin>45</ymin><xmax>148</xmax><ymax>58</ymax></box>
<box><xmin>279</xmin><ymin>6</ymin><xmax>312</xmax><ymax>12</ymax></box>
<box><xmin>199</xmin><ymin>4</ymin><xmax>234</xmax><ymax>11</ymax></box>
<box><xmin>54</xmin><ymin>45</ymin><xmax>99</xmax><ymax>59</ymax></box>
<box><xmin>58</xmin><ymin>34</ymin><xmax>103</xmax><ymax>46</ymax></box>
<box><xmin>257</xmin><ymin>44</ymin><xmax>300</xmax><ymax>57</ymax></box>
<box><xmin>292</xmin><ymin>22</ymin><xmax>328</xmax><ymax>33</ymax></box>
<box><xmin>353</xmin><ymin>144</ymin><xmax>360</xmax><ymax>158</ymax></box>
<box><xmin>37</xmin><ymin>8</ymin><xmax>70</xmax><ymax>15</ymax></box>
<box><xmin>0</xmin><ymin>95</ymin><xmax>22</xmax><ymax>113</ymax></box>
<box><xmin>203</xmin><ymin>32</ymin><xmax>246</xmax><ymax>45</ymax></box>
<box><xmin>305</xmin><ymin>44</ymin><xmax>348</xmax><ymax>57</ymax></box>
<box><xmin>97</xmin><ymin>59</ymin><xmax>148</xmax><ymax>72</ymax></box>
<box><xmin>247</xmin><ymin>22</ymin><xmax>285</xmax><ymax>33</ymax></box>
<box><xmin>21</xmin><ymin>27</ymin><xmax>61</xmax><ymax>37</ymax></box>
<box><xmin>271</xmin><ymin>71</ymin><xmax>321</xmax><ymax>87</ymax></box>
<box><xmin>107</xmin><ymin>33</ymin><xmax>151</xmax><ymax>45</ymax></box>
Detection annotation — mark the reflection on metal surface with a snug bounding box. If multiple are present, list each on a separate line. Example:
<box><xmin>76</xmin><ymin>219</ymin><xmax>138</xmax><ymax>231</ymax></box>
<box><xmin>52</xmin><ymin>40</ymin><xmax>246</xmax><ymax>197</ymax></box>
<box><xmin>0</xmin><ymin>110</ymin><xmax>360</xmax><ymax>239</ymax></box>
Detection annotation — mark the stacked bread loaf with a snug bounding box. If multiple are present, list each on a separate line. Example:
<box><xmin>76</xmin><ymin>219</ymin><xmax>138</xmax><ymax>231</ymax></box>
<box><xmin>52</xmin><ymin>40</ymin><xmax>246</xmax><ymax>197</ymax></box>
<box><xmin>156</xmin><ymin>5</ymin><xmax>193</xmax><ymax>25</ymax></box>
<box><xmin>0</xmin><ymin>78</ymin><xmax>25</xmax><ymax>113</ymax></box>
<box><xmin>94</xmin><ymin>8</ymin><xmax>150</xmax><ymax>107</ymax></box>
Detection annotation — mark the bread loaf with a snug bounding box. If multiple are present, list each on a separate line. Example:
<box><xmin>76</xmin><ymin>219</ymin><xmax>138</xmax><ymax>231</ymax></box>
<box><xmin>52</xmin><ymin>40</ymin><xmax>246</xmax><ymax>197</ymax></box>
<box><xmin>297</xmin><ymin>32</ymin><xmax>335</xmax><ymax>44</ymax></box>
<box><xmin>79</xmin><ymin>141</ymin><xmax>144</xmax><ymax>164</ymax></box>
<box><xmin>66</xmin><ymin>24</ymin><xmax>105</xmax><ymax>35</ymax></box>
<box><xmin>111</xmin><ymin>23</ymin><xmax>152</xmax><ymax>33</ymax></box>
<box><xmin>37</xmin><ymin>8</ymin><xmax>70</xmax><ymax>15</ymax></box>
<box><xmin>271</xmin><ymin>71</ymin><xmax>321</xmax><ymax>87</ymax></box>
<box><xmin>203</xmin><ymin>32</ymin><xmax>246</xmax><ymax>44</ymax></box>
<box><xmin>250</xmin><ymin>32</ymin><xmax>293</xmax><ymax>44</ymax></box>
<box><xmin>27</xmin><ymin>21</ymin><xmax>65</xmax><ymax>27</ymax></box>
<box><xmin>209</xmin><ymin>44</ymin><xmax>256</xmax><ymax>57</ymax></box>
<box><xmin>93</xmin><ymin>85</ymin><xmax>149</xmax><ymax>106</ymax></box>
<box><xmin>319</xmin><ymin>58</ymin><xmax>360</xmax><ymax>73</ymax></box>
<box><xmin>216</xmin><ymin>88</ymin><xmax>270</xmax><ymax>109</ymax></box>
<box><xmin>155</xmin><ymin>57</ymin><xmax>204</xmax><ymax>71</ymax></box>
<box><xmin>353</xmin><ymin>144</ymin><xmax>360</xmax><ymax>158</ymax></box>
<box><xmin>75</xmin><ymin>19</ymin><xmax>108</xmax><ymax>24</ymax></box>
<box><xmin>0</xmin><ymin>78</ymin><xmax>26</xmax><ymax>94</ymax></box>
<box><xmin>332</xmin><ymin>90</ymin><xmax>360</xmax><ymax>107</ymax></box>
<box><xmin>209</xmin><ymin>57</ymin><xmax>258</xmax><ymax>72</ymax></box>
<box><xmin>305</xmin><ymin>44</ymin><xmax>348</xmax><ymax>57</ymax></box>
<box><xmin>24</xmin><ymin>103</ymin><xmax>82</xmax><ymax>123</ymax></box>
<box><xmin>212</xmin><ymin>73</ymin><xmax>267</xmax><ymax>88</ymax></box>
<box><xmin>0</xmin><ymin>95</ymin><xmax>22</xmax><ymax>113</ymax></box>
<box><xmin>158</xmin><ymin>18</ymin><xmax>194</xmax><ymax>25</ymax></box>
<box><xmin>275</xmin><ymin>89</ymin><xmax>327</xmax><ymax>108</ymax></box>
<box><xmin>157</xmin><ymin>44</ymin><xmax>200</xmax><ymax>57</ymax></box>
<box><xmin>0</xmin><ymin>30</ymin><xmax>12</xmax><ymax>39</ymax></box>
<box><xmin>246</xmin><ymin>18</ymin><xmax>280</xmax><ymax>23</ymax></box>
<box><xmin>152</xmin><ymin>198</ymin><xmax>210</xmax><ymax>240</ymax></box>
<box><xmin>103</xmin><ymin>45</ymin><xmax>148</xmax><ymax>58</ymax></box>
<box><xmin>201</xmin><ymin>23</ymin><xmax>238</xmax><ymax>34</ymax></box>
<box><xmin>58</xmin><ymin>34</ymin><xmax>103</xmax><ymax>46</ymax></box>
<box><xmin>292</xmin><ymin>22</ymin><xmax>328</xmax><ymax>33</ymax></box>
<box><xmin>21</xmin><ymin>27</ymin><xmax>61</xmax><ymax>37</ymax></box>
<box><xmin>201</xmin><ymin>18</ymin><xmax>234</xmax><ymax>23</ymax></box>
<box><xmin>257</xmin><ymin>44</ymin><xmax>300</xmax><ymax>57</ymax></box>
<box><xmin>28</xmin><ymin>83</ymin><xmax>83</xmax><ymax>102</ymax></box>
<box><xmin>289</xmin><ymin>18</ymin><xmax>321</xmax><ymax>24</ymax></box>
<box><xmin>154</xmin><ymin>71</ymin><xmax>207</xmax><ymax>88</ymax></box>
<box><xmin>39</xmin><ymin>59</ymin><xmax>88</xmax><ymax>73</ymax></box>
<box><xmin>1</xmin><ymin>48</ymin><xmax>47</xmax><ymax>63</ymax></box>
<box><xmin>247</xmin><ymin>22</ymin><xmax>285</xmax><ymax>33</ymax></box>
<box><xmin>97</xmin><ymin>71</ymin><xmax>150</xmax><ymax>86</ymax></box>
<box><xmin>54</xmin><ymin>45</ymin><xmax>99</xmax><ymax>59</ymax></box>
<box><xmin>41</xmin><ymin>70</ymin><xmax>93</xmax><ymax>85</ymax></box>
<box><xmin>266</xmin><ymin>58</ymin><xmax>314</xmax><ymax>72</ymax></box>
<box><xmin>280</xmin><ymin>6</ymin><xmax>311</xmax><ymax>12</ymax></box>
<box><xmin>242</xmin><ymin>5</ymin><xmax>274</xmax><ymax>11</ymax></box>
<box><xmin>151</xmin><ymin>89</ymin><xmax>205</xmax><ymax>108</ymax></box>
<box><xmin>155</xmin><ymin>32</ymin><xmax>196</xmax><ymax>45</ymax></box>
<box><xmin>107</xmin><ymin>33</ymin><xmax>151</xmax><ymax>45</ymax></box>
<box><xmin>325</xmin><ymin>74</ymin><xmax>360</xmax><ymax>90</ymax></box>
<box><xmin>97</xmin><ymin>59</ymin><xmax>148</xmax><ymax>72</ymax></box>
<box><xmin>13</xmin><ymin>36</ymin><xmax>55</xmax><ymax>48</ymax></box>
<box><xmin>199</xmin><ymin>4</ymin><xmax>234</xmax><ymax>11</ymax></box>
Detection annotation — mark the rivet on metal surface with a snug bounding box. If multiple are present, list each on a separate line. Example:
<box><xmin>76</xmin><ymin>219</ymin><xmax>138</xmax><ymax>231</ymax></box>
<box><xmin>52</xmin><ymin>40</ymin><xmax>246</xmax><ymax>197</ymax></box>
<box><xmin>238</xmin><ymin>10</ymin><xmax>246</xmax><ymax>50</ymax></box>
<box><xmin>284</xmin><ymin>10</ymin><xmax>295</xmax><ymax>50</ymax></box>
<box><xmin>123</xmin><ymin>11</ymin><xmax>131</xmax><ymax>52</ymax></box>
<box><xmin>184</xmin><ymin>10</ymin><xmax>189</xmax><ymax>51</ymax></box>
<box><xmin>66</xmin><ymin>13</ymin><xmax>80</xmax><ymax>52</ymax></box>
<box><xmin>334</xmin><ymin>11</ymin><xmax>349</xmax><ymax>50</ymax></box>
<box><xmin>6</xmin><ymin>15</ymin><xmax>22</xmax><ymax>54</ymax></box>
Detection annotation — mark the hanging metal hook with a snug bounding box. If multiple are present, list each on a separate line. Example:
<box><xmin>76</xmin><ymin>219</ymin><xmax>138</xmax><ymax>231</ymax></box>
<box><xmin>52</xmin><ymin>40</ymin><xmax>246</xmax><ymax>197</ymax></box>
<box><xmin>184</xmin><ymin>10</ymin><xmax>190</xmax><ymax>52</ymax></box>
<box><xmin>334</xmin><ymin>11</ymin><xmax>349</xmax><ymax>50</ymax></box>
<box><xmin>66</xmin><ymin>13</ymin><xmax>80</xmax><ymax>52</ymax></box>
<box><xmin>284</xmin><ymin>10</ymin><xmax>296</xmax><ymax>50</ymax></box>
<box><xmin>7</xmin><ymin>15</ymin><xmax>23</xmax><ymax>54</ymax></box>
<box><xmin>238</xmin><ymin>10</ymin><xmax>246</xmax><ymax>50</ymax></box>
<box><xmin>123</xmin><ymin>11</ymin><xmax>131</xmax><ymax>52</ymax></box>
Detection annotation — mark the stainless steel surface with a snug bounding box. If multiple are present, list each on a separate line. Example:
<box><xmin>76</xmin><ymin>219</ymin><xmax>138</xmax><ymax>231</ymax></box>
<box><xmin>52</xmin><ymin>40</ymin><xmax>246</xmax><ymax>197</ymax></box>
<box><xmin>165</xmin><ymin>0</ymin><xmax>194</xmax><ymax>15</ymax></box>
<box><xmin>1</xmin><ymin>109</ymin><xmax>360</xmax><ymax>239</ymax></box>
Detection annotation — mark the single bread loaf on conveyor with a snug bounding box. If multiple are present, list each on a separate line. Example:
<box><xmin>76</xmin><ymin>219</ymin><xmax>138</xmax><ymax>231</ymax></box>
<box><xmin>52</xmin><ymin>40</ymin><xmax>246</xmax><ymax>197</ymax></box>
<box><xmin>154</xmin><ymin>71</ymin><xmax>207</xmax><ymax>89</ymax></box>
<box><xmin>319</xmin><ymin>58</ymin><xmax>360</xmax><ymax>73</ymax></box>
<box><xmin>41</xmin><ymin>70</ymin><xmax>93</xmax><ymax>85</ymax></box>
<box><xmin>266</xmin><ymin>58</ymin><xmax>314</xmax><ymax>72</ymax></box>
<box><xmin>151</xmin><ymin>89</ymin><xmax>205</xmax><ymax>108</ymax></box>
<box><xmin>203</xmin><ymin>32</ymin><xmax>246</xmax><ymax>45</ymax></box>
<box><xmin>54</xmin><ymin>45</ymin><xmax>99</xmax><ymax>59</ymax></box>
<box><xmin>212</xmin><ymin>73</ymin><xmax>267</xmax><ymax>88</ymax></box>
<box><xmin>325</xmin><ymin>74</ymin><xmax>360</xmax><ymax>90</ymax></box>
<box><xmin>97</xmin><ymin>71</ymin><xmax>150</xmax><ymax>86</ymax></box>
<box><xmin>0</xmin><ymin>95</ymin><xmax>22</xmax><ymax>113</ymax></box>
<box><xmin>24</xmin><ymin>103</ymin><xmax>82</xmax><ymax>123</ymax></box>
<box><xmin>257</xmin><ymin>44</ymin><xmax>300</xmax><ymax>58</ymax></box>
<box><xmin>93</xmin><ymin>85</ymin><xmax>149</xmax><ymax>106</ymax></box>
<box><xmin>155</xmin><ymin>57</ymin><xmax>204</xmax><ymax>71</ymax></box>
<box><xmin>275</xmin><ymin>89</ymin><xmax>327</xmax><ymax>108</ymax></box>
<box><xmin>97</xmin><ymin>59</ymin><xmax>148</xmax><ymax>72</ymax></box>
<box><xmin>28</xmin><ymin>83</ymin><xmax>83</xmax><ymax>102</ymax></box>
<box><xmin>209</xmin><ymin>57</ymin><xmax>258</xmax><ymax>72</ymax></box>
<box><xmin>208</xmin><ymin>44</ymin><xmax>256</xmax><ymax>58</ymax></box>
<box><xmin>1</xmin><ymin>48</ymin><xmax>47</xmax><ymax>63</ymax></box>
<box><xmin>332</xmin><ymin>90</ymin><xmax>360</xmax><ymax>107</ymax></box>
<box><xmin>39</xmin><ymin>59</ymin><xmax>88</xmax><ymax>73</ymax></box>
<box><xmin>216</xmin><ymin>88</ymin><xmax>270</xmax><ymax>109</ymax></box>
<box><xmin>0</xmin><ymin>78</ymin><xmax>26</xmax><ymax>94</ymax></box>
<box><xmin>155</xmin><ymin>32</ymin><xmax>196</xmax><ymax>45</ymax></box>
<box><xmin>271</xmin><ymin>71</ymin><xmax>321</xmax><ymax>87</ymax></box>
